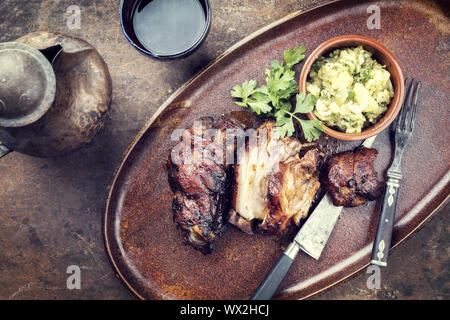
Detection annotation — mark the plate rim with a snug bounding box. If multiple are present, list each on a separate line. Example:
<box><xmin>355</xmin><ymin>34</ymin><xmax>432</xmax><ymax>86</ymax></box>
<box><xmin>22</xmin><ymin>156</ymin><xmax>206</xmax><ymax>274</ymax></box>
<box><xmin>103</xmin><ymin>0</ymin><xmax>450</xmax><ymax>300</ymax></box>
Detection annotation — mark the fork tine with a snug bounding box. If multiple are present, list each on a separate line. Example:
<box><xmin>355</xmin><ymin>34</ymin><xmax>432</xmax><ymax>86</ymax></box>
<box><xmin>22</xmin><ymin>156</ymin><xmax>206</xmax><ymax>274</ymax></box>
<box><xmin>404</xmin><ymin>79</ymin><xmax>416</xmax><ymax>130</ymax></box>
<box><xmin>401</xmin><ymin>78</ymin><xmax>418</xmax><ymax>131</ymax></box>
<box><xmin>396</xmin><ymin>78</ymin><xmax>411</xmax><ymax>131</ymax></box>
<box><xmin>403</xmin><ymin>79</ymin><xmax>419</xmax><ymax>131</ymax></box>
<box><xmin>409</xmin><ymin>80</ymin><xmax>421</xmax><ymax>132</ymax></box>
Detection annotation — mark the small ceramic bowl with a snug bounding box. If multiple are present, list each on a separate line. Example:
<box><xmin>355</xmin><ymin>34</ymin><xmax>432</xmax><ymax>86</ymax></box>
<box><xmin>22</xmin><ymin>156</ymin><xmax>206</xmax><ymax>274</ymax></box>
<box><xmin>299</xmin><ymin>35</ymin><xmax>405</xmax><ymax>141</ymax></box>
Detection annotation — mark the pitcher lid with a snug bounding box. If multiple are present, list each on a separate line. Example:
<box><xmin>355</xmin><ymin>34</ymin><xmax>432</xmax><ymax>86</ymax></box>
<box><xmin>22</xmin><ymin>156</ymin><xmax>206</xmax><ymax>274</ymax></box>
<box><xmin>0</xmin><ymin>42</ymin><xmax>56</xmax><ymax>127</ymax></box>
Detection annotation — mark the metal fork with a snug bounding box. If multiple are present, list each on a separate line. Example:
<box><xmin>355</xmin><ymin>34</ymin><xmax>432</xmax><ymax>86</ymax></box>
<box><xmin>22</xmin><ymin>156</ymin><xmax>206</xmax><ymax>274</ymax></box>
<box><xmin>370</xmin><ymin>78</ymin><xmax>421</xmax><ymax>267</ymax></box>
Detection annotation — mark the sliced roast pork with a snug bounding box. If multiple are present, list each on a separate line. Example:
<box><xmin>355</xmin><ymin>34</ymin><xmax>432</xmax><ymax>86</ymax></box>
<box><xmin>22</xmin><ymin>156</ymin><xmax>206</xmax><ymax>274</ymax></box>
<box><xmin>228</xmin><ymin>121</ymin><xmax>323</xmax><ymax>235</ymax></box>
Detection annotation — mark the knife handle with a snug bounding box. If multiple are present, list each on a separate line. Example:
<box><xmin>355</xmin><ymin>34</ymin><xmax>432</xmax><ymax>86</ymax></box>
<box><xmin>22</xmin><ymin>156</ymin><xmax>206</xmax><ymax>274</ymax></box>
<box><xmin>371</xmin><ymin>181</ymin><xmax>400</xmax><ymax>267</ymax></box>
<box><xmin>250</xmin><ymin>243</ymin><xmax>298</xmax><ymax>300</ymax></box>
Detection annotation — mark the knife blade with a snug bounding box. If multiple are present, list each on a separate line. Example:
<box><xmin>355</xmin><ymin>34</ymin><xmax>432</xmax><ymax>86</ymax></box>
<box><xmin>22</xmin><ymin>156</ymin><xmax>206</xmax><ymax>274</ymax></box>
<box><xmin>295</xmin><ymin>135</ymin><xmax>377</xmax><ymax>259</ymax></box>
<box><xmin>250</xmin><ymin>135</ymin><xmax>377</xmax><ymax>300</ymax></box>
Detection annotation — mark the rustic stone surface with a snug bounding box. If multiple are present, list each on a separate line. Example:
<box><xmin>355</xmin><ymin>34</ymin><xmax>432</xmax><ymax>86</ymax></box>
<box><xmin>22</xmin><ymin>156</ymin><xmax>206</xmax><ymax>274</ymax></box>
<box><xmin>0</xmin><ymin>0</ymin><xmax>448</xmax><ymax>300</ymax></box>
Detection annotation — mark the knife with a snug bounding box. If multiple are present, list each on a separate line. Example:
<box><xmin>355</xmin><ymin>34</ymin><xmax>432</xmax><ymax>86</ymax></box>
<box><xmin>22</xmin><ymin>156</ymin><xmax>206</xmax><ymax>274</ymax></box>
<box><xmin>250</xmin><ymin>135</ymin><xmax>377</xmax><ymax>300</ymax></box>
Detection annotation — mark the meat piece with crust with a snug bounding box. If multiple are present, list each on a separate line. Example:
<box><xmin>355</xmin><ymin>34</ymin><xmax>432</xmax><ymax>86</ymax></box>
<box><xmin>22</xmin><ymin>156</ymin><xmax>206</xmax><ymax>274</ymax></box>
<box><xmin>323</xmin><ymin>147</ymin><xmax>383</xmax><ymax>207</ymax></box>
<box><xmin>167</xmin><ymin>117</ymin><xmax>243</xmax><ymax>254</ymax></box>
<box><xmin>264</xmin><ymin>148</ymin><xmax>323</xmax><ymax>235</ymax></box>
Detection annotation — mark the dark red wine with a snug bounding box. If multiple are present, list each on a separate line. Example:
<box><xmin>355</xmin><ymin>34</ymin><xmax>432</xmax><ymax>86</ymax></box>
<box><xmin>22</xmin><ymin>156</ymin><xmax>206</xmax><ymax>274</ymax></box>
<box><xmin>132</xmin><ymin>0</ymin><xmax>206</xmax><ymax>55</ymax></box>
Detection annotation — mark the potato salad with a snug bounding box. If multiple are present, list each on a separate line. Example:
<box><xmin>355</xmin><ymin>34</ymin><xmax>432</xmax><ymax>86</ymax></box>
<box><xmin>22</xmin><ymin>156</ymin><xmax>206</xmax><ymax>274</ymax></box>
<box><xmin>306</xmin><ymin>46</ymin><xmax>394</xmax><ymax>133</ymax></box>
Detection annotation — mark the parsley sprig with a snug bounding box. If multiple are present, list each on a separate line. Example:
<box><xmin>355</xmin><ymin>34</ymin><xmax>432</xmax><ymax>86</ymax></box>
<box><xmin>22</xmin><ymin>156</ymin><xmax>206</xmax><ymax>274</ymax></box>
<box><xmin>230</xmin><ymin>46</ymin><xmax>323</xmax><ymax>141</ymax></box>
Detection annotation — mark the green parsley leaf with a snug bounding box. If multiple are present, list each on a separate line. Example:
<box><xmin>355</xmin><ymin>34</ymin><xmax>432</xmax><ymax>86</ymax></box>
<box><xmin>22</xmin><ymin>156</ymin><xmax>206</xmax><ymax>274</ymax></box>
<box><xmin>348</xmin><ymin>90</ymin><xmax>355</xmax><ymax>100</ymax></box>
<box><xmin>276</xmin><ymin>80</ymin><xmax>298</xmax><ymax>100</ymax></box>
<box><xmin>270</xmin><ymin>60</ymin><xmax>284</xmax><ymax>73</ymax></box>
<box><xmin>230</xmin><ymin>45</ymin><xmax>323</xmax><ymax>141</ymax></box>
<box><xmin>266</xmin><ymin>68</ymin><xmax>295</xmax><ymax>92</ymax></box>
<box><xmin>230</xmin><ymin>80</ymin><xmax>257</xmax><ymax>100</ymax></box>
<box><xmin>248</xmin><ymin>99</ymin><xmax>272</xmax><ymax>115</ymax></box>
<box><xmin>277</xmin><ymin>100</ymin><xmax>293</xmax><ymax>112</ymax></box>
<box><xmin>275</xmin><ymin>110</ymin><xmax>295</xmax><ymax>139</ymax></box>
<box><xmin>283</xmin><ymin>46</ymin><xmax>307</xmax><ymax>69</ymax></box>
<box><xmin>233</xmin><ymin>101</ymin><xmax>249</xmax><ymax>108</ymax></box>
<box><xmin>254</xmin><ymin>85</ymin><xmax>269</xmax><ymax>95</ymax></box>
<box><xmin>298</xmin><ymin>119</ymin><xmax>324</xmax><ymax>142</ymax></box>
<box><xmin>294</xmin><ymin>92</ymin><xmax>317</xmax><ymax>114</ymax></box>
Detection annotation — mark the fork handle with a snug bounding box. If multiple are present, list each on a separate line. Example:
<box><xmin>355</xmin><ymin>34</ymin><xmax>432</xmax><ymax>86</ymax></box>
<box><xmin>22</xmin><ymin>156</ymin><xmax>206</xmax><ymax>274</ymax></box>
<box><xmin>370</xmin><ymin>180</ymin><xmax>400</xmax><ymax>267</ymax></box>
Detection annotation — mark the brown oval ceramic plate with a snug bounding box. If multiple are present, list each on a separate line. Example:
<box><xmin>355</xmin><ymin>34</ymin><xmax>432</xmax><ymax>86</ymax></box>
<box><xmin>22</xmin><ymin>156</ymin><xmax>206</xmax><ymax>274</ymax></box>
<box><xmin>104</xmin><ymin>0</ymin><xmax>450</xmax><ymax>299</ymax></box>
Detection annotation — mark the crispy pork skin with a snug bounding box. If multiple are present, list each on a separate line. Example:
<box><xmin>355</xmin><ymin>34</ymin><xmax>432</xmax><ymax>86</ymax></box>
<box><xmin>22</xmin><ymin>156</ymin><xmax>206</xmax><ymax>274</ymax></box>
<box><xmin>228</xmin><ymin>122</ymin><xmax>323</xmax><ymax>235</ymax></box>
<box><xmin>264</xmin><ymin>148</ymin><xmax>323</xmax><ymax>235</ymax></box>
<box><xmin>323</xmin><ymin>147</ymin><xmax>383</xmax><ymax>207</ymax></box>
<box><xmin>167</xmin><ymin>117</ymin><xmax>242</xmax><ymax>254</ymax></box>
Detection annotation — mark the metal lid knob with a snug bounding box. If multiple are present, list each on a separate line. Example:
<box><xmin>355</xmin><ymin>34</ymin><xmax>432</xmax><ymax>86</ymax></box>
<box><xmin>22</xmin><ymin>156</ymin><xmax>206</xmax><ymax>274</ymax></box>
<box><xmin>0</xmin><ymin>42</ymin><xmax>56</xmax><ymax>127</ymax></box>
